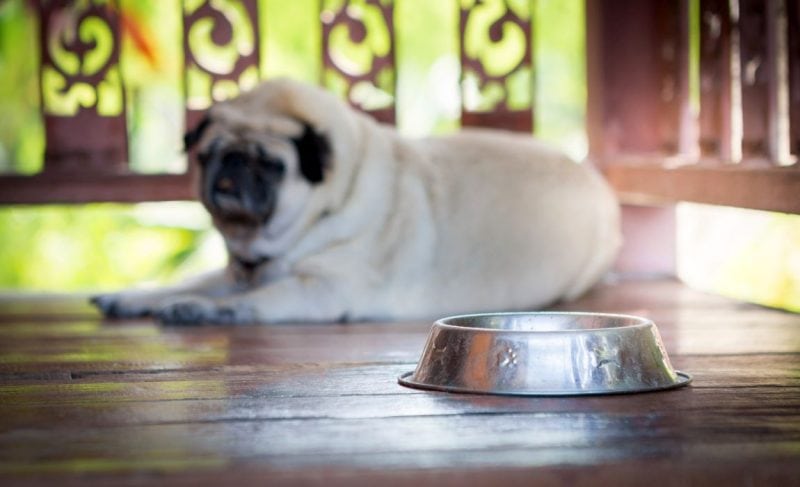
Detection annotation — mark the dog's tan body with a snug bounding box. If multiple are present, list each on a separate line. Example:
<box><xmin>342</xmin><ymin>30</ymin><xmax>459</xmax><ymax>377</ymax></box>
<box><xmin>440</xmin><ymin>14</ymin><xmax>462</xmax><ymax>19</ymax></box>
<box><xmin>92</xmin><ymin>79</ymin><xmax>620</xmax><ymax>324</ymax></box>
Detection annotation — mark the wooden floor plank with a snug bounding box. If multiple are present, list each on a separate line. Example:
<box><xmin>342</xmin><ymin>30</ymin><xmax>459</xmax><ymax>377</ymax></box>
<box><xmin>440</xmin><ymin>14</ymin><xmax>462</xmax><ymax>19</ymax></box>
<box><xmin>1</xmin><ymin>386</ymin><xmax>799</xmax><ymax>431</ymax></box>
<box><xmin>0</xmin><ymin>278</ymin><xmax>798</xmax><ymax>485</ymax></box>
<box><xmin>0</xmin><ymin>306</ymin><xmax>796</xmax><ymax>377</ymax></box>
<box><xmin>2</xmin><ymin>410</ymin><xmax>800</xmax><ymax>472</ymax></box>
<box><xmin>6</xmin><ymin>459</ymin><xmax>800</xmax><ymax>487</ymax></box>
<box><xmin>0</xmin><ymin>353</ymin><xmax>797</xmax><ymax>401</ymax></box>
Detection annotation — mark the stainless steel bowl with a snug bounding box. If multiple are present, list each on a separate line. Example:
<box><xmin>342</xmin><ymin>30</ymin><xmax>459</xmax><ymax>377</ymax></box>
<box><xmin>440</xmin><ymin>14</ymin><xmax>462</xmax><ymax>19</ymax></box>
<box><xmin>399</xmin><ymin>312</ymin><xmax>691</xmax><ymax>396</ymax></box>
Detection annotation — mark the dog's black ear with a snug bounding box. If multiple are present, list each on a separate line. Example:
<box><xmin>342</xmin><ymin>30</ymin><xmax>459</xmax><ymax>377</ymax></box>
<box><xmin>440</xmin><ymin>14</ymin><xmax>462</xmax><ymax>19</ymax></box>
<box><xmin>183</xmin><ymin>116</ymin><xmax>211</xmax><ymax>152</ymax></box>
<box><xmin>292</xmin><ymin>123</ymin><xmax>330</xmax><ymax>184</ymax></box>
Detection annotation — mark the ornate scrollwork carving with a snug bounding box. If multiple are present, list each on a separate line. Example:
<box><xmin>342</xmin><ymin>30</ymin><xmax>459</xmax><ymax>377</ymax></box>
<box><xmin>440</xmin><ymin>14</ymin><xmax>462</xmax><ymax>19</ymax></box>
<box><xmin>321</xmin><ymin>0</ymin><xmax>396</xmax><ymax>124</ymax></box>
<box><xmin>40</xmin><ymin>0</ymin><xmax>124</xmax><ymax>117</ymax></box>
<box><xmin>460</xmin><ymin>0</ymin><xmax>533</xmax><ymax>132</ymax></box>
<box><xmin>39</xmin><ymin>0</ymin><xmax>128</xmax><ymax>172</ymax></box>
<box><xmin>183</xmin><ymin>0</ymin><xmax>261</xmax><ymax>111</ymax></box>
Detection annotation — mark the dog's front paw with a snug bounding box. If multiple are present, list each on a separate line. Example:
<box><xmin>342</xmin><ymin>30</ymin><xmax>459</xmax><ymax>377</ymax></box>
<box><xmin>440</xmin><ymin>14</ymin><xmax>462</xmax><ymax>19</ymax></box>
<box><xmin>90</xmin><ymin>293</ymin><xmax>153</xmax><ymax>318</ymax></box>
<box><xmin>155</xmin><ymin>296</ymin><xmax>256</xmax><ymax>326</ymax></box>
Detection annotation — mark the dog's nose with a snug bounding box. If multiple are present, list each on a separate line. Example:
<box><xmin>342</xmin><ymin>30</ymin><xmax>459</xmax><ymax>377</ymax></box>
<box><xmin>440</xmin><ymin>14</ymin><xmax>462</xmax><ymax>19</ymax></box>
<box><xmin>205</xmin><ymin>149</ymin><xmax>275</xmax><ymax>221</ymax></box>
<box><xmin>215</xmin><ymin>176</ymin><xmax>237</xmax><ymax>195</ymax></box>
<box><xmin>214</xmin><ymin>151</ymin><xmax>249</xmax><ymax>196</ymax></box>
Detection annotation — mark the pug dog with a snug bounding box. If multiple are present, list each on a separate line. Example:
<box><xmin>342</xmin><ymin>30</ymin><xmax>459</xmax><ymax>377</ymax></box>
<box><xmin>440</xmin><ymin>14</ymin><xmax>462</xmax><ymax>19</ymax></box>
<box><xmin>91</xmin><ymin>78</ymin><xmax>621</xmax><ymax>324</ymax></box>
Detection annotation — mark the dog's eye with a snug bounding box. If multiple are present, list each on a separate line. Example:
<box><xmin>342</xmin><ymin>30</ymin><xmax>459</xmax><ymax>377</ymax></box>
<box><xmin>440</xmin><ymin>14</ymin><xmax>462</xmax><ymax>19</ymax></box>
<box><xmin>255</xmin><ymin>146</ymin><xmax>285</xmax><ymax>175</ymax></box>
<box><xmin>264</xmin><ymin>159</ymin><xmax>285</xmax><ymax>175</ymax></box>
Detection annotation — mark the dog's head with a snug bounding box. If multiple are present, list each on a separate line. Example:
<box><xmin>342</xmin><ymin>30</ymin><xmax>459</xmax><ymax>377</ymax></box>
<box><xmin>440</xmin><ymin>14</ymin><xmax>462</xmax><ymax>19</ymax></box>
<box><xmin>182</xmin><ymin>79</ymin><xmax>367</xmax><ymax>259</ymax></box>
<box><xmin>184</xmin><ymin>117</ymin><xmax>330</xmax><ymax>231</ymax></box>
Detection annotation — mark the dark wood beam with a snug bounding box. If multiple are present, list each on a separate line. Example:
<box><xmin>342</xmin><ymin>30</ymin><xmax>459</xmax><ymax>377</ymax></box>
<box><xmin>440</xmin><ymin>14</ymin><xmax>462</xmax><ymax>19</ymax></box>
<box><xmin>603</xmin><ymin>159</ymin><xmax>800</xmax><ymax>214</ymax></box>
<box><xmin>0</xmin><ymin>174</ymin><xmax>196</xmax><ymax>204</ymax></box>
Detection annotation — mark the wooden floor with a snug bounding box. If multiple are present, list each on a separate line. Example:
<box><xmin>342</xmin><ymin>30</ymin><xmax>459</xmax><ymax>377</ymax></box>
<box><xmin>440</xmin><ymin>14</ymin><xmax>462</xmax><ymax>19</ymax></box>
<box><xmin>0</xmin><ymin>279</ymin><xmax>799</xmax><ymax>486</ymax></box>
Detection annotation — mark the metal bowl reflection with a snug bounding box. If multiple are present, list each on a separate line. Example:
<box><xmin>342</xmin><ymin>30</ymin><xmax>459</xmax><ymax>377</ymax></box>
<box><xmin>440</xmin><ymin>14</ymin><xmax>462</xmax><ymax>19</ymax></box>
<box><xmin>399</xmin><ymin>312</ymin><xmax>691</xmax><ymax>396</ymax></box>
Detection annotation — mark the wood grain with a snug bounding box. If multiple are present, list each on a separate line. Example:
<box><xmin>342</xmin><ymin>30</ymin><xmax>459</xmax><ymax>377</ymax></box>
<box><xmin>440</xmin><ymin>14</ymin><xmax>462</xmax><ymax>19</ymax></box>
<box><xmin>602</xmin><ymin>160</ymin><xmax>800</xmax><ymax>214</ymax></box>
<box><xmin>0</xmin><ymin>278</ymin><xmax>798</xmax><ymax>485</ymax></box>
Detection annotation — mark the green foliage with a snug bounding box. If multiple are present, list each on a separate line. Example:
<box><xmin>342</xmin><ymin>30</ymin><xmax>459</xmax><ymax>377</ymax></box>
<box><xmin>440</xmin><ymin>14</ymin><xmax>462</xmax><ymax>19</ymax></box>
<box><xmin>534</xmin><ymin>0</ymin><xmax>586</xmax><ymax>159</ymax></box>
<box><xmin>716</xmin><ymin>212</ymin><xmax>800</xmax><ymax>313</ymax></box>
<box><xmin>0</xmin><ymin>204</ymin><xmax>219</xmax><ymax>291</ymax></box>
<box><xmin>262</xmin><ymin>0</ymin><xmax>321</xmax><ymax>82</ymax></box>
<box><xmin>678</xmin><ymin>204</ymin><xmax>800</xmax><ymax>314</ymax></box>
<box><xmin>0</xmin><ymin>0</ymin><xmax>44</xmax><ymax>174</ymax></box>
<box><xmin>120</xmin><ymin>0</ymin><xmax>186</xmax><ymax>174</ymax></box>
<box><xmin>394</xmin><ymin>0</ymin><xmax>460</xmax><ymax>135</ymax></box>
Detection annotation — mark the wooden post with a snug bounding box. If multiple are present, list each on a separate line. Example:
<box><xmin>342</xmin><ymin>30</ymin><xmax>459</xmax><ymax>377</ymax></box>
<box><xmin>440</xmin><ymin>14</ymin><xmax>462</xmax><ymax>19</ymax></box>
<box><xmin>738</xmin><ymin>0</ymin><xmax>775</xmax><ymax>160</ymax></box>
<box><xmin>785</xmin><ymin>0</ymin><xmax>800</xmax><ymax>161</ymax></box>
<box><xmin>38</xmin><ymin>0</ymin><xmax>129</xmax><ymax>175</ymax></box>
<box><xmin>699</xmin><ymin>0</ymin><xmax>733</xmax><ymax>160</ymax></box>
<box><xmin>183</xmin><ymin>0</ymin><xmax>261</xmax><ymax>122</ymax></box>
<box><xmin>586</xmin><ymin>0</ymin><xmax>691</xmax><ymax>276</ymax></box>
<box><xmin>459</xmin><ymin>0</ymin><xmax>533</xmax><ymax>133</ymax></box>
<box><xmin>586</xmin><ymin>0</ymin><xmax>689</xmax><ymax>158</ymax></box>
<box><xmin>321</xmin><ymin>0</ymin><xmax>396</xmax><ymax>125</ymax></box>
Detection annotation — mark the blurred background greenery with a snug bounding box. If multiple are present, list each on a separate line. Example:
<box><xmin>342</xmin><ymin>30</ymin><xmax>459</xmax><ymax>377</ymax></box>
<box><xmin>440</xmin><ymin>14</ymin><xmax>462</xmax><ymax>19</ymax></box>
<box><xmin>0</xmin><ymin>0</ymin><xmax>797</xmax><ymax>312</ymax></box>
<box><xmin>0</xmin><ymin>0</ymin><xmax>587</xmax><ymax>292</ymax></box>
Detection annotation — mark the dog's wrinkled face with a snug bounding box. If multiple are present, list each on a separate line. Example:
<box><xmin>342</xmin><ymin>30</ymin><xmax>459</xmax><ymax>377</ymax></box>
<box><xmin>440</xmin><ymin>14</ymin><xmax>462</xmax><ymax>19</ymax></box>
<box><xmin>184</xmin><ymin>115</ymin><xmax>329</xmax><ymax>230</ymax></box>
<box><xmin>197</xmin><ymin>138</ymin><xmax>286</xmax><ymax>225</ymax></box>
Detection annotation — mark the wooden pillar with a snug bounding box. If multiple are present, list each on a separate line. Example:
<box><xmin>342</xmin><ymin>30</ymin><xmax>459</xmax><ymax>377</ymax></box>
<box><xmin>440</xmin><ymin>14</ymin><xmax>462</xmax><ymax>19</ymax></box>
<box><xmin>321</xmin><ymin>0</ymin><xmax>396</xmax><ymax>125</ymax></box>
<box><xmin>459</xmin><ymin>0</ymin><xmax>534</xmax><ymax>133</ymax></box>
<box><xmin>699</xmin><ymin>0</ymin><xmax>734</xmax><ymax>160</ymax></box>
<box><xmin>790</xmin><ymin>0</ymin><xmax>800</xmax><ymax>158</ymax></box>
<box><xmin>586</xmin><ymin>0</ymin><xmax>689</xmax><ymax>158</ymax></box>
<box><xmin>182</xmin><ymin>0</ymin><xmax>261</xmax><ymax>181</ymax></box>
<box><xmin>586</xmin><ymin>0</ymin><xmax>690</xmax><ymax>276</ymax></box>
<box><xmin>39</xmin><ymin>0</ymin><xmax>129</xmax><ymax>175</ymax></box>
<box><xmin>738</xmin><ymin>0</ymin><xmax>776</xmax><ymax>160</ymax></box>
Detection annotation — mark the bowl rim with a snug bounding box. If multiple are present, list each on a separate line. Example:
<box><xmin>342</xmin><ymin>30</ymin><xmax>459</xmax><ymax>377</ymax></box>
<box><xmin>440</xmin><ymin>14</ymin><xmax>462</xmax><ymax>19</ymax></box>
<box><xmin>397</xmin><ymin>370</ymin><xmax>693</xmax><ymax>396</ymax></box>
<box><xmin>433</xmin><ymin>311</ymin><xmax>656</xmax><ymax>335</ymax></box>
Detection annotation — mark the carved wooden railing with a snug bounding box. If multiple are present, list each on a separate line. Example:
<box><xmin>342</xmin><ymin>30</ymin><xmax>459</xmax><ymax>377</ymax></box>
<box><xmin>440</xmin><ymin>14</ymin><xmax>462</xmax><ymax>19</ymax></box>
<box><xmin>1</xmin><ymin>0</ymin><xmax>798</xmax><ymax>215</ymax></box>
<box><xmin>588</xmin><ymin>0</ymin><xmax>800</xmax><ymax>214</ymax></box>
<box><xmin>0</xmin><ymin>0</ymin><xmax>533</xmax><ymax>203</ymax></box>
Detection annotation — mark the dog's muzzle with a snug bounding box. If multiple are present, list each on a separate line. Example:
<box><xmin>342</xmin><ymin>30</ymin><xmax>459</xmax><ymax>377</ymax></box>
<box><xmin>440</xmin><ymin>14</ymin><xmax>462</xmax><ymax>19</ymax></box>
<box><xmin>203</xmin><ymin>149</ymin><xmax>281</xmax><ymax>224</ymax></box>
